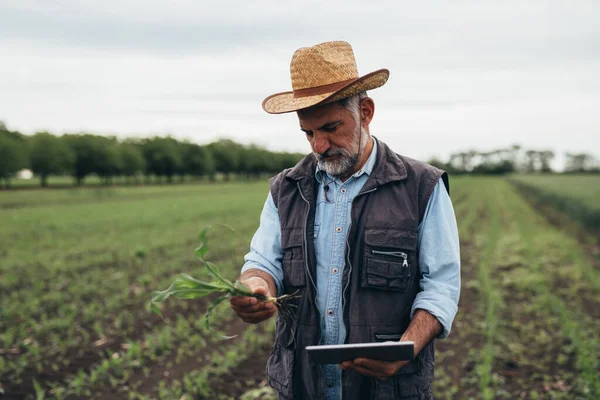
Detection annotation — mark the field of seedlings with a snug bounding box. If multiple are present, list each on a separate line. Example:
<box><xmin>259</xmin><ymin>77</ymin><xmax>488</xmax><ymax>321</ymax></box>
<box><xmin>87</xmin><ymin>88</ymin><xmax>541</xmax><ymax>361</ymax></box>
<box><xmin>508</xmin><ymin>174</ymin><xmax>600</xmax><ymax>231</ymax></box>
<box><xmin>1</xmin><ymin>175</ymin><xmax>599</xmax><ymax>399</ymax></box>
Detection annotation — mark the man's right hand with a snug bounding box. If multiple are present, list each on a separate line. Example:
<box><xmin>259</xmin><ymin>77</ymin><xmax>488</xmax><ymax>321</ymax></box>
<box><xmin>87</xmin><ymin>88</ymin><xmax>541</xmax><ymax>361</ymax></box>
<box><xmin>230</xmin><ymin>277</ymin><xmax>277</xmax><ymax>324</ymax></box>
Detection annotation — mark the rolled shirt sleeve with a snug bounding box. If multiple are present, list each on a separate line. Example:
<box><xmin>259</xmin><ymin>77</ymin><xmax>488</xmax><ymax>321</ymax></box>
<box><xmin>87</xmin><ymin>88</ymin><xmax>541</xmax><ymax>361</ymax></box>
<box><xmin>411</xmin><ymin>177</ymin><xmax>461</xmax><ymax>339</ymax></box>
<box><xmin>241</xmin><ymin>191</ymin><xmax>285</xmax><ymax>296</ymax></box>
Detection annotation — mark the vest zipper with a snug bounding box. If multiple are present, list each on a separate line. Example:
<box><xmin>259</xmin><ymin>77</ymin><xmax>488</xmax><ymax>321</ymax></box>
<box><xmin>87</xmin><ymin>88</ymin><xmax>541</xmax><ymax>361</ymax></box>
<box><xmin>296</xmin><ymin>181</ymin><xmax>325</xmax><ymax>396</ymax></box>
<box><xmin>296</xmin><ymin>182</ymin><xmax>319</xmax><ymax>297</ymax></box>
<box><xmin>371</xmin><ymin>250</ymin><xmax>409</xmax><ymax>267</ymax></box>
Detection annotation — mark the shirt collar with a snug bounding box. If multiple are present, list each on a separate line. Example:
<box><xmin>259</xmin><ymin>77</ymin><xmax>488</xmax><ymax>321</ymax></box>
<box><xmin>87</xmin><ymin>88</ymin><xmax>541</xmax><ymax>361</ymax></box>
<box><xmin>315</xmin><ymin>138</ymin><xmax>378</xmax><ymax>183</ymax></box>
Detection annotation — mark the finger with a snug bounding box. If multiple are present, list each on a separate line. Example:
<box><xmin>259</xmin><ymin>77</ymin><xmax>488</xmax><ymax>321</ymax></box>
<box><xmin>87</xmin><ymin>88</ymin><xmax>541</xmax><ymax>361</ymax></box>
<box><xmin>240</xmin><ymin>278</ymin><xmax>271</xmax><ymax>296</ymax></box>
<box><xmin>353</xmin><ymin>358</ymin><xmax>385</xmax><ymax>371</ymax></box>
<box><xmin>354</xmin><ymin>358</ymin><xmax>401</xmax><ymax>377</ymax></box>
<box><xmin>236</xmin><ymin>308</ymin><xmax>276</xmax><ymax>320</ymax></box>
<box><xmin>230</xmin><ymin>296</ymin><xmax>259</xmax><ymax>307</ymax></box>
<box><xmin>339</xmin><ymin>361</ymin><xmax>353</xmax><ymax>370</ymax></box>
<box><xmin>239</xmin><ymin>309</ymin><xmax>276</xmax><ymax>323</ymax></box>
<box><xmin>251</xmin><ymin>285</ymin><xmax>269</xmax><ymax>296</ymax></box>
<box><xmin>231</xmin><ymin>299</ymin><xmax>275</xmax><ymax>313</ymax></box>
<box><xmin>346</xmin><ymin>363</ymin><xmax>387</xmax><ymax>379</ymax></box>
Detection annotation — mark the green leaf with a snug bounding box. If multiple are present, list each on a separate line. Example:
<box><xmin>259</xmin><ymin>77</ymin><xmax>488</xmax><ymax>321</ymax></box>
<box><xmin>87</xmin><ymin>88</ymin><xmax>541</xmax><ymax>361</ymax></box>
<box><xmin>195</xmin><ymin>226</ymin><xmax>210</xmax><ymax>261</ymax></box>
<box><xmin>150</xmin><ymin>302</ymin><xmax>163</xmax><ymax>318</ymax></box>
<box><xmin>204</xmin><ymin>294</ymin><xmax>233</xmax><ymax>336</ymax></box>
<box><xmin>174</xmin><ymin>274</ymin><xmax>223</xmax><ymax>291</ymax></box>
<box><xmin>32</xmin><ymin>378</ymin><xmax>45</xmax><ymax>400</ymax></box>
<box><xmin>171</xmin><ymin>289</ymin><xmax>217</xmax><ymax>299</ymax></box>
<box><xmin>204</xmin><ymin>261</ymin><xmax>237</xmax><ymax>291</ymax></box>
<box><xmin>151</xmin><ymin>274</ymin><xmax>224</xmax><ymax>302</ymax></box>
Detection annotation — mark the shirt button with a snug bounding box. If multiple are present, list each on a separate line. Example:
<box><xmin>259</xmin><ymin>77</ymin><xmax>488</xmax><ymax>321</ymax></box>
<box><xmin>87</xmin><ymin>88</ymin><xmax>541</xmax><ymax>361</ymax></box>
<box><xmin>328</xmin><ymin>383</ymin><xmax>334</xmax><ymax>388</ymax></box>
<box><xmin>332</xmin><ymin>268</ymin><xmax>339</xmax><ymax>274</ymax></box>
<box><xmin>340</xmin><ymin>188</ymin><xmax>347</xmax><ymax>194</ymax></box>
<box><xmin>335</xmin><ymin>227</ymin><xmax>342</xmax><ymax>233</ymax></box>
<box><xmin>327</xmin><ymin>309</ymin><xmax>334</xmax><ymax>316</ymax></box>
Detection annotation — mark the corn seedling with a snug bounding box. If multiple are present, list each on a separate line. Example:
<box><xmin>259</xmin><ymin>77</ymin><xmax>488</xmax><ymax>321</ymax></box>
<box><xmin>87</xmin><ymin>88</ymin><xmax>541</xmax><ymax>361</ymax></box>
<box><xmin>150</xmin><ymin>226</ymin><xmax>299</xmax><ymax>338</ymax></box>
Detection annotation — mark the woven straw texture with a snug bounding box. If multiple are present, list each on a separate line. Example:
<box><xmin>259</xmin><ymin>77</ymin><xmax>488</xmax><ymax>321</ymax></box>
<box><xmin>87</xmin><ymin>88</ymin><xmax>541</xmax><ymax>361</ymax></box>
<box><xmin>291</xmin><ymin>41</ymin><xmax>358</xmax><ymax>90</ymax></box>
<box><xmin>262</xmin><ymin>41</ymin><xmax>389</xmax><ymax>114</ymax></box>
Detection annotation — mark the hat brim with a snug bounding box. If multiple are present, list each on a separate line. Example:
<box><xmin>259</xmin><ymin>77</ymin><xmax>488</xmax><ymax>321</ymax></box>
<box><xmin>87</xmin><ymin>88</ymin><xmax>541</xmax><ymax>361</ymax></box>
<box><xmin>262</xmin><ymin>69</ymin><xmax>389</xmax><ymax>114</ymax></box>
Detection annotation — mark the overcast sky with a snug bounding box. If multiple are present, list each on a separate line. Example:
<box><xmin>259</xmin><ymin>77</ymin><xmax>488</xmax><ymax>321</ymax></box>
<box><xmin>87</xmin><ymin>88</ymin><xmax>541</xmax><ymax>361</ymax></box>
<box><xmin>1</xmin><ymin>0</ymin><xmax>598</xmax><ymax>170</ymax></box>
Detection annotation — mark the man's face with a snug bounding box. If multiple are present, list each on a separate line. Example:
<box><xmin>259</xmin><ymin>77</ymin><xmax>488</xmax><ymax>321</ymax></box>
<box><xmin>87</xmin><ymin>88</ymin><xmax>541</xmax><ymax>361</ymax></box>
<box><xmin>298</xmin><ymin>101</ymin><xmax>365</xmax><ymax>178</ymax></box>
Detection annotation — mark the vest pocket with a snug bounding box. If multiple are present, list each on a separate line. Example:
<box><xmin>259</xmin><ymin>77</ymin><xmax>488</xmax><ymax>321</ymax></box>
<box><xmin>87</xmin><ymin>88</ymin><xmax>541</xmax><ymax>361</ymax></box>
<box><xmin>362</xmin><ymin>228</ymin><xmax>417</xmax><ymax>292</ymax></box>
<box><xmin>363</xmin><ymin>256</ymin><xmax>411</xmax><ymax>291</ymax></box>
<box><xmin>282</xmin><ymin>253</ymin><xmax>306</xmax><ymax>288</ymax></box>
<box><xmin>281</xmin><ymin>227</ymin><xmax>306</xmax><ymax>291</ymax></box>
<box><xmin>266</xmin><ymin>315</ymin><xmax>296</xmax><ymax>397</ymax></box>
<box><xmin>266</xmin><ymin>344</ymin><xmax>295</xmax><ymax>397</ymax></box>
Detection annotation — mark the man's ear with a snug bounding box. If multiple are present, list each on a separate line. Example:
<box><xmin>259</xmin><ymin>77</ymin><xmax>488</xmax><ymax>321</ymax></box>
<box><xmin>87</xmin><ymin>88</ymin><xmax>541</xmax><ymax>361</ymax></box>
<box><xmin>360</xmin><ymin>97</ymin><xmax>375</xmax><ymax>126</ymax></box>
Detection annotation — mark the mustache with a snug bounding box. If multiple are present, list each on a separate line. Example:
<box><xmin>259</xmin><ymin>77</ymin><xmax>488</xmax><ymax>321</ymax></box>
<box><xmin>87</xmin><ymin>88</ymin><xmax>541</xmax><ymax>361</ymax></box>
<box><xmin>317</xmin><ymin>148</ymin><xmax>347</xmax><ymax>161</ymax></box>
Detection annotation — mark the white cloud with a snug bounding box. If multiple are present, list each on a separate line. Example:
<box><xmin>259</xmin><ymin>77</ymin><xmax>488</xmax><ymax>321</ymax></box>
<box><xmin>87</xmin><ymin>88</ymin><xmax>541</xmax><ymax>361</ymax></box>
<box><xmin>0</xmin><ymin>0</ymin><xmax>598</xmax><ymax>170</ymax></box>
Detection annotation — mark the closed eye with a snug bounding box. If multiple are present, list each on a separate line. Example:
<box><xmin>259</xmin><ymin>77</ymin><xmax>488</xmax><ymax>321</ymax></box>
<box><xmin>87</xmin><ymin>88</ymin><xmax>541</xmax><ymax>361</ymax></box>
<box><xmin>300</xmin><ymin>120</ymin><xmax>342</xmax><ymax>136</ymax></box>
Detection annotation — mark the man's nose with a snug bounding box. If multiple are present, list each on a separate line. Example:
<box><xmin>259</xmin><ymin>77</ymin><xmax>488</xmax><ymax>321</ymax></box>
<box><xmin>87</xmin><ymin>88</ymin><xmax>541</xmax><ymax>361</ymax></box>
<box><xmin>312</xmin><ymin>132</ymin><xmax>330</xmax><ymax>155</ymax></box>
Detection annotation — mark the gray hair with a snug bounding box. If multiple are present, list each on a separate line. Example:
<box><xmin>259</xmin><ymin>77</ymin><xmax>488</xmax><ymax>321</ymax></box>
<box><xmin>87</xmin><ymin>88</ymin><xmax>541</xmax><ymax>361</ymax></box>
<box><xmin>337</xmin><ymin>91</ymin><xmax>368</xmax><ymax>122</ymax></box>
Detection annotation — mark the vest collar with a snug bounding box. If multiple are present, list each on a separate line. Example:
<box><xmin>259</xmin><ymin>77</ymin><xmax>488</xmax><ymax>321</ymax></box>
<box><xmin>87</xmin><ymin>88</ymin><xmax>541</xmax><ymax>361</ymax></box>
<box><xmin>286</xmin><ymin>137</ymin><xmax>408</xmax><ymax>186</ymax></box>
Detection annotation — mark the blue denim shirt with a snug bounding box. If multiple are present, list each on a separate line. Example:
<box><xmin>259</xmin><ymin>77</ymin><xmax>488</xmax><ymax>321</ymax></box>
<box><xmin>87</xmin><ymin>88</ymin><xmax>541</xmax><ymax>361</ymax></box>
<box><xmin>242</xmin><ymin>140</ymin><xmax>461</xmax><ymax>399</ymax></box>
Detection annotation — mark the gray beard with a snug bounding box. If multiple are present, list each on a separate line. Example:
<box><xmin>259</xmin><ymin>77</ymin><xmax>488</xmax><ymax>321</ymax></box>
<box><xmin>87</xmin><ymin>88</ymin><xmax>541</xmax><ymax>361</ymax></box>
<box><xmin>318</xmin><ymin>152</ymin><xmax>359</xmax><ymax>178</ymax></box>
<box><xmin>315</xmin><ymin>127</ymin><xmax>368</xmax><ymax>178</ymax></box>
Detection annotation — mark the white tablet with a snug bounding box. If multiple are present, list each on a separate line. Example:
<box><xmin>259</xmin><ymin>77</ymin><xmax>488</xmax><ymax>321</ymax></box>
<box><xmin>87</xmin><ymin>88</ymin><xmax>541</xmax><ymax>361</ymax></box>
<box><xmin>306</xmin><ymin>341</ymin><xmax>414</xmax><ymax>364</ymax></box>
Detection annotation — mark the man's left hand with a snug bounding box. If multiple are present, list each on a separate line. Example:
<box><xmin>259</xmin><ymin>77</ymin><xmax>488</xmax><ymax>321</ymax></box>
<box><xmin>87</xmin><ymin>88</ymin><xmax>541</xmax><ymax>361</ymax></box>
<box><xmin>339</xmin><ymin>358</ymin><xmax>408</xmax><ymax>380</ymax></box>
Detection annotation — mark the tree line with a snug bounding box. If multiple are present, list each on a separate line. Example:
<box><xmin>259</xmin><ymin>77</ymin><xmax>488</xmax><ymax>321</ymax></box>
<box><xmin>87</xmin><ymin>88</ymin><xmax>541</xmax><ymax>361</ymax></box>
<box><xmin>2</xmin><ymin>121</ymin><xmax>598</xmax><ymax>188</ymax></box>
<box><xmin>0</xmin><ymin>122</ymin><xmax>305</xmax><ymax>188</ymax></box>
<box><xmin>428</xmin><ymin>145</ymin><xmax>599</xmax><ymax>175</ymax></box>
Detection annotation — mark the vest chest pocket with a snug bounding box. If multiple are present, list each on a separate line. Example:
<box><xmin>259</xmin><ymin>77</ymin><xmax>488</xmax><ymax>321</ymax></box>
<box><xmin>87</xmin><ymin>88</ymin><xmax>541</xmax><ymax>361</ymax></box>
<box><xmin>281</xmin><ymin>228</ymin><xmax>306</xmax><ymax>290</ymax></box>
<box><xmin>362</xmin><ymin>228</ymin><xmax>418</xmax><ymax>292</ymax></box>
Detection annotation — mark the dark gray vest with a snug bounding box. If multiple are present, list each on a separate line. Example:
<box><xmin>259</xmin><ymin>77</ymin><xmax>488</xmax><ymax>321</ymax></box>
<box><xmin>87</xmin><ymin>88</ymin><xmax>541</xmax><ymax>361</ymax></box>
<box><xmin>266</xmin><ymin>138</ymin><xmax>448</xmax><ymax>399</ymax></box>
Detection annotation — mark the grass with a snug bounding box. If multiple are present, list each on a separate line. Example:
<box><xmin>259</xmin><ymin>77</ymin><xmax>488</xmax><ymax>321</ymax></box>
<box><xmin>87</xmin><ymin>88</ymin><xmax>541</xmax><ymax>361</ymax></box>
<box><xmin>434</xmin><ymin>177</ymin><xmax>600</xmax><ymax>399</ymax></box>
<box><xmin>0</xmin><ymin>180</ymin><xmax>271</xmax><ymax>398</ymax></box>
<box><xmin>1</xmin><ymin>175</ymin><xmax>599</xmax><ymax>399</ymax></box>
<box><xmin>508</xmin><ymin>174</ymin><xmax>600</xmax><ymax>231</ymax></box>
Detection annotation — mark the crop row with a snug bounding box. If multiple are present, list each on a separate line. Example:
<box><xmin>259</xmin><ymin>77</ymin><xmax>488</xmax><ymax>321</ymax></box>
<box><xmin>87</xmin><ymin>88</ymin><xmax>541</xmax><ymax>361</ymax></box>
<box><xmin>0</xmin><ymin>181</ymin><xmax>272</xmax><ymax>396</ymax></box>
<box><xmin>508</xmin><ymin>174</ymin><xmax>600</xmax><ymax>231</ymax></box>
<box><xmin>434</xmin><ymin>177</ymin><xmax>600</xmax><ymax>398</ymax></box>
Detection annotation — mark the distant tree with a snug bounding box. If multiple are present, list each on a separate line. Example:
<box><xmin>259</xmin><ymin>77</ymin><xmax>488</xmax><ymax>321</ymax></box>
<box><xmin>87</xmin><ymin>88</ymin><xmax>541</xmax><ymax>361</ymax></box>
<box><xmin>538</xmin><ymin>150</ymin><xmax>555</xmax><ymax>173</ymax></box>
<box><xmin>565</xmin><ymin>152</ymin><xmax>599</xmax><ymax>173</ymax></box>
<box><xmin>427</xmin><ymin>157</ymin><xmax>457</xmax><ymax>174</ymax></box>
<box><xmin>118</xmin><ymin>143</ymin><xmax>145</xmax><ymax>183</ymax></box>
<box><xmin>0</xmin><ymin>121</ymin><xmax>27</xmax><ymax>142</ymax></box>
<box><xmin>524</xmin><ymin>150</ymin><xmax>538</xmax><ymax>172</ymax></box>
<box><xmin>0</xmin><ymin>134</ymin><xmax>28</xmax><ymax>188</ymax></box>
<box><xmin>508</xmin><ymin>144</ymin><xmax>522</xmax><ymax>172</ymax></box>
<box><xmin>449</xmin><ymin>150</ymin><xmax>477</xmax><ymax>173</ymax></box>
<box><xmin>181</xmin><ymin>142</ymin><xmax>214</xmax><ymax>180</ymax></box>
<box><xmin>90</xmin><ymin>136</ymin><xmax>122</xmax><ymax>184</ymax></box>
<box><xmin>470</xmin><ymin>149</ymin><xmax>516</xmax><ymax>175</ymax></box>
<box><xmin>140</xmin><ymin>137</ymin><xmax>183</xmax><ymax>183</ymax></box>
<box><xmin>29</xmin><ymin>132</ymin><xmax>74</xmax><ymax>186</ymax></box>
<box><xmin>277</xmin><ymin>152</ymin><xmax>305</xmax><ymax>172</ymax></box>
<box><xmin>63</xmin><ymin>134</ymin><xmax>101</xmax><ymax>185</ymax></box>
<box><xmin>207</xmin><ymin>139</ymin><xmax>243</xmax><ymax>179</ymax></box>
<box><xmin>239</xmin><ymin>145</ymin><xmax>271</xmax><ymax>179</ymax></box>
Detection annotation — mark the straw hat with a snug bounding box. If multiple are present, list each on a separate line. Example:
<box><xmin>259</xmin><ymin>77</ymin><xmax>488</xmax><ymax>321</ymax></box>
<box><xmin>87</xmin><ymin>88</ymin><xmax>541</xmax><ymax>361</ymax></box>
<box><xmin>262</xmin><ymin>41</ymin><xmax>389</xmax><ymax>114</ymax></box>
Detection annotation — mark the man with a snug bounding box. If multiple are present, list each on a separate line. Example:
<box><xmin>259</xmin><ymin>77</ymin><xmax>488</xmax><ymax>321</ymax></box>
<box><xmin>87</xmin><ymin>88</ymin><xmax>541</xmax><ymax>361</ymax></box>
<box><xmin>230</xmin><ymin>41</ymin><xmax>460</xmax><ymax>399</ymax></box>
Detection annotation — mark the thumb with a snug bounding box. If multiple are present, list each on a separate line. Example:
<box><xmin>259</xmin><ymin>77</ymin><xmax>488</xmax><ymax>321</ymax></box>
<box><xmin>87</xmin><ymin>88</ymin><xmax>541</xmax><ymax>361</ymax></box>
<box><xmin>242</xmin><ymin>277</ymin><xmax>270</xmax><ymax>296</ymax></box>
<box><xmin>251</xmin><ymin>284</ymin><xmax>269</xmax><ymax>296</ymax></box>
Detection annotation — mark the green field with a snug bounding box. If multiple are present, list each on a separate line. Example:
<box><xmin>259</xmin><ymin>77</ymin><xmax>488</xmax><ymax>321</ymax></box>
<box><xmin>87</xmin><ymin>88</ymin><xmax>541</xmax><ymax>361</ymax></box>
<box><xmin>1</xmin><ymin>176</ymin><xmax>599</xmax><ymax>399</ymax></box>
<box><xmin>508</xmin><ymin>174</ymin><xmax>600</xmax><ymax>231</ymax></box>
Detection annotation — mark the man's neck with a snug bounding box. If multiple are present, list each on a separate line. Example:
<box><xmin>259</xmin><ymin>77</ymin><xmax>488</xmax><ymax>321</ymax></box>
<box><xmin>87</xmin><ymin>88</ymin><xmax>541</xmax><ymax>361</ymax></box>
<box><xmin>340</xmin><ymin>136</ymin><xmax>374</xmax><ymax>182</ymax></box>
